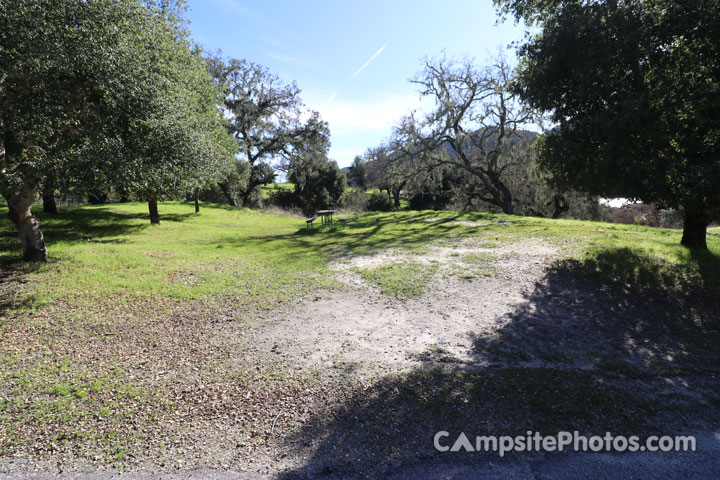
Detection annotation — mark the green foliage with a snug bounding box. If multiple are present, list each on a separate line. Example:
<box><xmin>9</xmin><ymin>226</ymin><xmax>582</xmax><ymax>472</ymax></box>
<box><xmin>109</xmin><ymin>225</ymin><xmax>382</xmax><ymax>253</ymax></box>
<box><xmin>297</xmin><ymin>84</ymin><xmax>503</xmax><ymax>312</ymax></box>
<box><xmin>287</xmin><ymin>153</ymin><xmax>347</xmax><ymax>216</ymax></box>
<box><xmin>347</xmin><ymin>156</ymin><xmax>368</xmax><ymax>190</ymax></box>
<box><xmin>206</xmin><ymin>55</ymin><xmax>329</xmax><ymax>205</ymax></box>
<box><xmin>365</xmin><ymin>146</ymin><xmax>406</xmax><ymax>209</ymax></box>
<box><xmin>342</xmin><ymin>188</ymin><xmax>369</xmax><ymax>212</ymax></box>
<box><xmin>0</xmin><ymin>0</ymin><xmax>235</xmax><ymax>201</ymax></box>
<box><xmin>367</xmin><ymin>192</ymin><xmax>394</xmax><ymax>212</ymax></box>
<box><xmin>498</xmin><ymin>0</ymin><xmax>720</xmax><ymax>244</ymax></box>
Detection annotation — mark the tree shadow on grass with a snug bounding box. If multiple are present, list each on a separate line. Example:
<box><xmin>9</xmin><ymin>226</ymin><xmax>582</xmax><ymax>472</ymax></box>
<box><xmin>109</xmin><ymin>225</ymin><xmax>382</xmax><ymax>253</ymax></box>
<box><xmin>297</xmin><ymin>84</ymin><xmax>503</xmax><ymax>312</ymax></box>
<box><xmin>277</xmin><ymin>247</ymin><xmax>720</xmax><ymax>479</ymax></box>
<box><xmin>0</xmin><ymin>205</ymin><xmax>194</xmax><ymax>315</ymax></box>
<box><xmin>0</xmin><ymin>205</ymin><xmax>198</xmax><ymax>261</ymax></box>
<box><xmin>687</xmin><ymin>246</ymin><xmax>720</xmax><ymax>294</ymax></box>
<box><xmin>469</xmin><ymin>248</ymin><xmax>720</xmax><ymax>375</ymax></box>
<box><xmin>37</xmin><ymin>206</ymin><xmax>196</xmax><ymax>243</ymax></box>
<box><xmin>217</xmin><ymin>211</ymin><xmax>520</xmax><ymax>268</ymax></box>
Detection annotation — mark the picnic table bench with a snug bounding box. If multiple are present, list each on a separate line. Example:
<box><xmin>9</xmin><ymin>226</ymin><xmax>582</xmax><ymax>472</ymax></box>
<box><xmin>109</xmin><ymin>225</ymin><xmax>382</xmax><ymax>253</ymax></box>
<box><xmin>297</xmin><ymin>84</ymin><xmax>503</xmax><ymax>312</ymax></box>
<box><xmin>306</xmin><ymin>216</ymin><xmax>317</xmax><ymax>229</ymax></box>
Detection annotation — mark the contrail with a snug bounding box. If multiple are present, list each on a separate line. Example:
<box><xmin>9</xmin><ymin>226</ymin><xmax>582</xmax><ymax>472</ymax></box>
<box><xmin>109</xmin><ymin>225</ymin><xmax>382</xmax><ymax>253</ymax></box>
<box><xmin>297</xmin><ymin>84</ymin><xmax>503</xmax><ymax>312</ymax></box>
<box><xmin>323</xmin><ymin>91</ymin><xmax>337</xmax><ymax>106</ymax></box>
<box><xmin>349</xmin><ymin>43</ymin><xmax>388</xmax><ymax>80</ymax></box>
<box><xmin>324</xmin><ymin>42</ymin><xmax>389</xmax><ymax>106</ymax></box>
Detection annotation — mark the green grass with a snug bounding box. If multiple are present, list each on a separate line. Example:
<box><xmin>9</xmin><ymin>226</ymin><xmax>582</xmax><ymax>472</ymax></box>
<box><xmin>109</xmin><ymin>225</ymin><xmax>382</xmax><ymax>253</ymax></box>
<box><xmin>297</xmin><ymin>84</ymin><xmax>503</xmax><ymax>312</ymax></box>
<box><xmin>0</xmin><ymin>354</ymin><xmax>165</xmax><ymax>459</ymax></box>
<box><xmin>356</xmin><ymin>261</ymin><xmax>438</xmax><ymax>298</ymax></box>
<box><xmin>0</xmin><ymin>202</ymin><xmax>718</xmax><ymax>306</ymax></box>
<box><xmin>451</xmin><ymin>251</ymin><xmax>495</xmax><ymax>280</ymax></box>
<box><xmin>259</xmin><ymin>182</ymin><xmax>294</xmax><ymax>199</ymax></box>
<box><xmin>1</xmin><ymin>201</ymin><xmax>719</xmax><ymax>464</ymax></box>
<box><xmin>0</xmin><ymin>202</ymin><xmax>339</xmax><ymax>309</ymax></box>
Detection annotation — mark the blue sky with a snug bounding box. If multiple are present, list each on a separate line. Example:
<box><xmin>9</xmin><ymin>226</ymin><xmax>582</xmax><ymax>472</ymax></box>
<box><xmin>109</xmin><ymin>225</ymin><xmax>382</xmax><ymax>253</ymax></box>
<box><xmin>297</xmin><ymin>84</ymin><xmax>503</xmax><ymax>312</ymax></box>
<box><xmin>187</xmin><ymin>0</ymin><xmax>527</xmax><ymax>168</ymax></box>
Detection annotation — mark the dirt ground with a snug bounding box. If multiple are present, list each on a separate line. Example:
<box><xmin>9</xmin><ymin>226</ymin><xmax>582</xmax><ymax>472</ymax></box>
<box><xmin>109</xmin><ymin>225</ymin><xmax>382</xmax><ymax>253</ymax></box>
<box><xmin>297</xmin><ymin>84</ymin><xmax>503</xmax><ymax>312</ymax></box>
<box><xmin>2</xmin><ymin>236</ymin><xmax>719</xmax><ymax>478</ymax></box>
<box><xmin>242</xmin><ymin>238</ymin><xmax>561</xmax><ymax>377</ymax></box>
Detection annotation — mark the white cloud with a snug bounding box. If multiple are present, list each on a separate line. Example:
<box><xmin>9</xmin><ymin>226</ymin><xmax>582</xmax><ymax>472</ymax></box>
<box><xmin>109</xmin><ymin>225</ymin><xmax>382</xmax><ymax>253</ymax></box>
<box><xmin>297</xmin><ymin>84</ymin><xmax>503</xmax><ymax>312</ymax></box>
<box><xmin>265</xmin><ymin>50</ymin><xmax>310</xmax><ymax>66</ymax></box>
<box><xmin>303</xmin><ymin>91</ymin><xmax>434</xmax><ymax>168</ymax></box>
<box><xmin>328</xmin><ymin>149</ymin><xmax>364</xmax><ymax>163</ymax></box>
<box><xmin>315</xmin><ymin>94</ymin><xmax>430</xmax><ymax>130</ymax></box>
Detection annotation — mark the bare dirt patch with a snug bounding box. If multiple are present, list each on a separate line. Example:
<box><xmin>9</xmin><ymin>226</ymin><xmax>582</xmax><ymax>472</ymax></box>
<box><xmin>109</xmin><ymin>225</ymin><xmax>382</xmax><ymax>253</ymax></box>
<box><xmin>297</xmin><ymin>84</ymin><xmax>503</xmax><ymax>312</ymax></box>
<box><xmin>240</xmin><ymin>238</ymin><xmax>562</xmax><ymax>378</ymax></box>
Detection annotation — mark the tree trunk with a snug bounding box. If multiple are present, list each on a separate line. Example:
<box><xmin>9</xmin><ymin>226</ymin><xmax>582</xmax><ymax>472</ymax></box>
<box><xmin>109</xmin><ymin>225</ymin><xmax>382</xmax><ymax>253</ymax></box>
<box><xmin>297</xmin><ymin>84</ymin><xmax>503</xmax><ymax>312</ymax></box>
<box><xmin>551</xmin><ymin>194</ymin><xmax>569</xmax><ymax>219</ymax></box>
<box><xmin>496</xmin><ymin>190</ymin><xmax>514</xmax><ymax>214</ymax></box>
<box><xmin>391</xmin><ymin>187</ymin><xmax>401</xmax><ymax>209</ymax></box>
<box><xmin>218</xmin><ymin>183</ymin><xmax>238</xmax><ymax>207</ymax></box>
<box><xmin>681</xmin><ymin>209</ymin><xmax>709</xmax><ymax>248</ymax></box>
<box><xmin>241</xmin><ymin>180</ymin><xmax>260</xmax><ymax>207</ymax></box>
<box><xmin>42</xmin><ymin>193</ymin><xmax>58</xmax><ymax>214</ymax></box>
<box><xmin>6</xmin><ymin>186</ymin><xmax>48</xmax><ymax>262</ymax></box>
<box><xmin>194</xmin><ymin>189</ymin><xmax>200</xmax><ymax>213</ymax></box>
<box><xmin>487</xmin><ymin>171</ymin><xmax>514</xmax><ymax>215</ymax></box>
<box><xmin>87</xmin><ymin>192</ymin><xmax>111</xmax><ymax>204</ymax></box>
<box><xmin>148</xmin><ymin>193</ymin><xmax>160</xmax><ymax>224</ymax></box>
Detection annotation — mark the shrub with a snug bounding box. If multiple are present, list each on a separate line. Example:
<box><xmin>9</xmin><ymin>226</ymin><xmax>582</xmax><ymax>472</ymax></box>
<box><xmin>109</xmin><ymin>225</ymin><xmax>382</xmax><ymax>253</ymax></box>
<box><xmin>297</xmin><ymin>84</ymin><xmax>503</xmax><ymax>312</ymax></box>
<box><xmin>408</xmin><ymin>192</ymin><xmax>452</xmax><ymax>211</ymax></box>
<box><xmin>344</xmin><ymin>189</ymin><xmax>368</xmax><ymax>212</ymax></box>
<box><xmin>269</xmin><ymin>188</ymin><xmax>297</xmax><ymax>210</ymax></box>
<box><xmin>367</xmin><ymin>192</ymin><xmax>393</xmax><ymax>211</ymax></box>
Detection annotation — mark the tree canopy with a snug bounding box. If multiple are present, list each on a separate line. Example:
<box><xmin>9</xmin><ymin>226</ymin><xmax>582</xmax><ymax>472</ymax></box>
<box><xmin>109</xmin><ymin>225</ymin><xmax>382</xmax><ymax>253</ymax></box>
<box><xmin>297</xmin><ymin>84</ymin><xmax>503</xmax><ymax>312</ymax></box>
<box><xmin>347</xmin><ymin>156</ymin><xmax>368</xmax><ymax>191</ymax></box>
<box><xmin>207</xmin><ymin>55</ymin><xmax>330</xmax><ymax>206</ymax></box>
<box><xmin>287</xmin><ymin>153</ymin><xmax>347</xmax><ymax>216</ymax></box>
<box><xmin>389</xmin><ymin>55</ymin><xmax>537</xmax><ymax>214</ymax></box>
<box><xmin>0</xmin><ymin>0</ymin><xmax>235</xmax><ymax>259</ymax></box>
<box><xmin>496</xmin><ymin>0</ymin><xmax>720</xmax><ymax>247</ymax></box>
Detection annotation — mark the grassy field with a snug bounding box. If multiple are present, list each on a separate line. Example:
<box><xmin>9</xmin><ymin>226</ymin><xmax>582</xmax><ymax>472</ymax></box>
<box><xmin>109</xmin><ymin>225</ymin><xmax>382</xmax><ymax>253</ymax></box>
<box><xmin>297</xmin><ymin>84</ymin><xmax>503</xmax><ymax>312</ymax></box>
<box><xmin>2</xmin><ymin>202</ymin><xmax>718</xmax><ymax>305</ymax></box>
<box><xmin>1</xmin><ymin>201</ymin><xmax>719</xmax><ymax>471</ymax></box>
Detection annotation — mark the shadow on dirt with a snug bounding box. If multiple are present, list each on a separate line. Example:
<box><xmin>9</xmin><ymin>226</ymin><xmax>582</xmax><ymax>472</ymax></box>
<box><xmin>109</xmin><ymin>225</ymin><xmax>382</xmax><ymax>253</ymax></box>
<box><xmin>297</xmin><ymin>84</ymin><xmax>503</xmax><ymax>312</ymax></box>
<box><xmin>469</xmin><ymin>249</ymin><xmax>720</xmax><ymax>375</ymax></box>
<box><xmin>278</xmin><ymin>248</ymin><xmax>720</xmax><ymax>479</ymax></box>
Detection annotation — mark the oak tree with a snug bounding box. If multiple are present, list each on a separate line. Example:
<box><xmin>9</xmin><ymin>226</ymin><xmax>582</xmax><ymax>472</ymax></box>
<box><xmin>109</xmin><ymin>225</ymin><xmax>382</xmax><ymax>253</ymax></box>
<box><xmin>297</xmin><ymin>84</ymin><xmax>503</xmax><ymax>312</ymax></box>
<box><xmin>0</xmin><ymin>0</ymin><xmax>235</xmax><ymax>260</ymax></box>
<box><xmin>390</xmin><ymin>55</ymin><xmax>537</xmax><ymax>214</ymax></box>
<box><xmin>496</xmin><ymin>0</ymin><xmax>720</xmax><ymax>247</ymax></box>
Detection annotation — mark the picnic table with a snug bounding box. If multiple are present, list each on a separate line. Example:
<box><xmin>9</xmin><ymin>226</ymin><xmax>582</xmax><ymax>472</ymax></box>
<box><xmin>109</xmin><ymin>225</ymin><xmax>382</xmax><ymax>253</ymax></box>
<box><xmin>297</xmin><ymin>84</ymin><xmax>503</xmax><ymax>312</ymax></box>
<box><xmin>316</xmin><ymin>209</ymin><xmax>336</xmax><ymax>229</ymax></box>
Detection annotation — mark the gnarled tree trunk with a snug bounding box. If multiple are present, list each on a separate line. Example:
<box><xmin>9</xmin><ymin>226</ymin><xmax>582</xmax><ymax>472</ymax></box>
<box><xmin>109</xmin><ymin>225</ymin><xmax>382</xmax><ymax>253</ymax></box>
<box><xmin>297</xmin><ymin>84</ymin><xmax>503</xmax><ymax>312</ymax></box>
<box><xmin>488</xmin><ymin>172</ymin><xmax>514</xmax><ymax>215</ymax></box>
<box><xmin>681</xmin><ymin>209</ymin><xmax>709</xmax><ymax>248</ymax></box>
<box><xmin>1</xmin><ymin>143</ymin><xmax>48</xmax><ymax>262</ymax></box>
<box><xmin>7</xmin><ymin>185</ymin><xmax>48</xmax><ymax>262</ymax></box>
<box><xmin>148</xmin><ymin>193</ymin><xmax>160</xmax><ymax>224</ymax></box>
<box><xmin>500</xmin><ymin>196</ymin><xmax>514</xmax><ymax>215</ymax></box>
